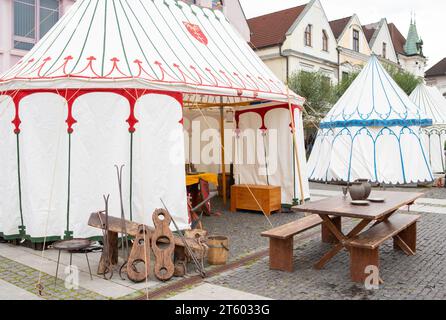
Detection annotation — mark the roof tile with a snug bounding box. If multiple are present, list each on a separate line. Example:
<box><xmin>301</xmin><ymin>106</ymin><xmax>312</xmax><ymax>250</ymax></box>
<box><xmin>329</xmin><ymin>16</ymin><xmax>352</xmax><ymax>39</ymax></box>
<box><xmin>426</xmin><ymin>58</ymin><xmax>446</xmax><ymax>77</ymax></box>
<box><xmin>247</xmin><ymin>5</ymin><xmax>307</xmax><ymax>49</ymax></box>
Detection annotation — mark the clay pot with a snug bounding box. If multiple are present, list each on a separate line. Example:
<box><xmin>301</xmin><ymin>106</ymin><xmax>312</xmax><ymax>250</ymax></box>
<box><xmin>355</xmin><ymin>179</ymin><xmax>372</xmax><ymax>199</ymax></box>
<box><xmin>349</xmin><ymin>182</ymin><xmax>366</xmax><ymax>200</ymax></box>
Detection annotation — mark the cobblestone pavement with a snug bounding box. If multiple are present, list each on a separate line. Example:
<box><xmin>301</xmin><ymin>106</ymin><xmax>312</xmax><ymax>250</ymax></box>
<box><xmin>208</xmin><ymin>212</ymin><xmax>446</xmax><ymax>300</ymax></box>
<box><xmin>203</xmin><ymin>200</ymin><xmax>304</xmax><ymax>261</ymax></box>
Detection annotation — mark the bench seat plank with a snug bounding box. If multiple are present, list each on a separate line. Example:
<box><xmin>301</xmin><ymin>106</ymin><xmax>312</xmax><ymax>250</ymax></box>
<box><xmin>261</xmin><ymin>215</ymin><xmax>323</xmax><ymax>240</ymax></box>
<box><xmin>347</xmin><ymin>214</ymin><xmax>420</xmax><ymax>249</ymax></box>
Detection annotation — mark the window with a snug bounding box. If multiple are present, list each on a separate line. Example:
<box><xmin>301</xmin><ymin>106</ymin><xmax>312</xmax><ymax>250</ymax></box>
<box><xmin>13</xmin><ymin>0</ymin><xmax>59</xmax><ymax>51</ymax></box>
<box><xmin>322</xmin><ymin>30</ymin><xmax>328</xmax><ymax>52</ymax></box>
<box><xmin>342</xmin><ymin>71</ymin><xmax>349</xmax><ymax>80</ymax></box>
<box><xmin>304</xmin><ymin>25</ymin><xmax>312</xmax><ymax>47</ymax></box>
<box><xmin>188</xmin><ymin>0</ymin><xmax>223</xmax><ymax>9</ymax></box>
<box><xmin>443</xmin><ymin>93</ymin><xmax>446</xmax><ymax>99</ymax></box>
<box><xmin>353</xmin><ymin>29</ymin><xmax>360</xmax><ymax>52</ymax></box>
<box><xmin>382</xmin><ymin>42</ymin><xmax>387</xmax><ymax>59</ymax></box>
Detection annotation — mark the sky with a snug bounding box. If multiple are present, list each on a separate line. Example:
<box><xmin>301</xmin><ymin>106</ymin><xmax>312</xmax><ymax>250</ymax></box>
<box><xmin>239</xmin><ymin>0</ymin><xmax>446</xmax><ymax>69</ymax></box>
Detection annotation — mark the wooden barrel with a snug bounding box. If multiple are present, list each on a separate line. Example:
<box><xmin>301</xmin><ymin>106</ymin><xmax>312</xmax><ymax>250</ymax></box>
<box><xmin>207</xmin><ymin>236</ymin><xmax>229</xmax><ymax>265</ymax></box>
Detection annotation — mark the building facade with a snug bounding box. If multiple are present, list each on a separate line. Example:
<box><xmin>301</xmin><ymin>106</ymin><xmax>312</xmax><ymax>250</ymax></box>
<box><xmin>392</xmin><ymin>20</ymin><xmax>427</xmax><ymax>78</ymax></box>
<box><xmin>329</xmin><ymin>14</ymin><xmax>372</xmax><ymax>81</ymax></box>
<box><xmin>362</xmin><ymin>18</ymin><xmax>399</xmax><ymax>65</ymax></box>
<box><xmin>247</xmin><ymin>0</ymin><xmax>339</xmax><ymax>84</ymax></box>
<box><xmin>0</xmin><ymin>0</ymin><xmax>75</xmax><ymax>73</ymax></box>
<box><xmin>426</xmin><ymin>58</ymin><xmax>446</xmax><ymax>97</ymax></box>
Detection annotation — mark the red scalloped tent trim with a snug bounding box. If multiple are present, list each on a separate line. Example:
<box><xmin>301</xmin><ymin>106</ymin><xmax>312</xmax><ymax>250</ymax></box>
<box><xmin>2</xmin><ymin>88</ymin><xmax>183</xmax><ymax>134</ymax></box>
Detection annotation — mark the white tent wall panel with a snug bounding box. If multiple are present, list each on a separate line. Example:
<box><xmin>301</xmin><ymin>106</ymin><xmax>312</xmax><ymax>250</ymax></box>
<box><xmin>183</xmin><ymin>111</ymin><xmax>235</xmax><ymax>175</ymax></box>
<box><xmin>294</xmin><ymin>111</ymin><xmax>311</xmax><ymax>201</ymax></box>
<box><xmin>422</xmin><ymin>130</ymin><xmax>446</xmax><ymax>174</ymax></box>
<box><xmin>19</xmin><ymin>94</ymin><xmax>69</xmax><ymax>239</ymax></box>
<box><xmin>234</xmin><ymin>112</ymin><xmax>267</xmax><ymax>186</ymax></box>
<box><xmin>399</xmin><ymin>129</ymin><xmax>433</xmax><ymax>182</ymax></box>
<box><xmin>70</xmin><ymin>93</ymin><xmax>131</xmax><ymax>239</ymax></box>
<box><xmin>235</xmin><ymin>108</ymin><xmax>310</xmax><ymax>205</ymax></box>
<box><xmin>309</xmin><ymin>126</ymin><xmax>433</xmax><ymax>184</ymax></box>
<box><xmin>374</xmin><ymin>131</ymin><xmax>403</xmax><ymax>184</ymax></box>
<box><xmin>132</xmin><ymin>94</ymin><xmax>189</xmax><ymax>230</ymax></box>
<box><xmin>0</xmin><ymin>97</ymin><xmax>21</xmax><ymax>237</ymax></box>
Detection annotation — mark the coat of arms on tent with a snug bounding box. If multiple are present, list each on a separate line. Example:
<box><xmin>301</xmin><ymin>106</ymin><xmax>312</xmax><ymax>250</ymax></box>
<box><xmin>183</xmin><ymin>22</ymin><xmax>208</xmax><ymax>45</ymax></box>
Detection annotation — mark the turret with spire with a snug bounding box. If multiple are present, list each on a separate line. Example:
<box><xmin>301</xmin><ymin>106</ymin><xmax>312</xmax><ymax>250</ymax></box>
<box><xmin>404</xmin><ymin>14</ymin><xmax>424</xmax><ymax>56</ymax></box>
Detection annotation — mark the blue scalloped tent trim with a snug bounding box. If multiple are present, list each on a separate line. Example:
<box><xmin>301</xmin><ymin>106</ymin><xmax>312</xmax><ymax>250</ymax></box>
<box><xmin>320</xmin><ymin>118</ymin><xmax>433</xmax><ymax>129</ymax></box>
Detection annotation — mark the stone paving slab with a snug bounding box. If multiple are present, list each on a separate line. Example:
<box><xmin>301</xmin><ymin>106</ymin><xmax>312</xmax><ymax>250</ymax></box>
<box><xmin>208</xmin><ymin>212</ymin><xmax>446</xmax><ymax>300</ymax></box>
<box><xmin>0</xmin><ymin>279</ymin><xmax>43</xmax><ymax>300</ymax></box>
<box><xmin>167</xmin><ymin>283</ymin><xmax>272</xmax><ymax>300</ymax></box>
<box><xmin>0</xmin><ymin>243</ymin><xmax>174</xmax><ymax>299</ymax></box>
<box><xmin>0</xmin><ymin>254</ymin><xmax>107</xmax><ymax>300</ymax></box>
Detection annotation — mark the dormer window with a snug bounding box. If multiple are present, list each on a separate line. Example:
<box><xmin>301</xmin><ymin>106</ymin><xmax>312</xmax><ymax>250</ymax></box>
<box><xmin>305</xmin><ymin>25</ymin><xmax>312</xmax><ymax>47</ymax></box>
<box><xmin>322</xmin><ymin>30</ymin><xmax>329</xmax><ymax>52</ymax></box>
<box><xmin>353</xmin><ymin>29</ymin><xmax>360</xmax><ymax>52</ymax></box>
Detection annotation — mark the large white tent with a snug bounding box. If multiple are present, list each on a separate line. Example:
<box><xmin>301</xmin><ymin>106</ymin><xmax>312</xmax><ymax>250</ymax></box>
<box><xmin>307</xmin><ymin>55</ymin><xmax>434</xmax><ymax>185</ymax></box>
<box><xmin>410</xmin><ymin>84</ymin><xmax>446</xmax><ymax>173</ymax></box>
<box><xmin>0</xmin><ymin>0</ymin><xmax>307</xmax><ymax>242</ymax></box>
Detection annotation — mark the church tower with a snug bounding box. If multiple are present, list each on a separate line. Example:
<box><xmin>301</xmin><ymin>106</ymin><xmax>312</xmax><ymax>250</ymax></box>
<box><xmin>398</xmin><ymin>17</ymin><xmax>427</xmax><ymax>77</ymax></box>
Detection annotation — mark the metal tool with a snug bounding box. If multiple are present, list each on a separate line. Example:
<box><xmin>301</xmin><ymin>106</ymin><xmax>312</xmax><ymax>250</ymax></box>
<box><xmin>190</xmin><ymin>192</ymin><xmax>217</xmax><ymax>229</ymax></box>
<box><xmin>115</xmin><ymin>165</ymin><xmax>130</xmax><ymax>280</ymax></box>
<box><xmin>160</xmin><ymin>198</ymin><xmax>206</xmax><ymax>278</ymax></box>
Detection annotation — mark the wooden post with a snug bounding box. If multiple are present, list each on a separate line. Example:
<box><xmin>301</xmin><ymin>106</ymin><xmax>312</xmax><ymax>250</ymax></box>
<box><xmin>220</xmin><ymin>106</ymin><xmax>227</xmax><ymax>205</ymax></box>
<box><xmin>286</xmin><ymin>86</ymin><xmax>306</xmax><ymax>205</ymax></box>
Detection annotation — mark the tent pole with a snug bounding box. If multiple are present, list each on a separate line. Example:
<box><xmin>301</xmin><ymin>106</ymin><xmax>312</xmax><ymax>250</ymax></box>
<box><xmin>220</xmin><ymin>105</ymin><xmax>227</xmax><ymax>206</ymax></box>
<box><xmin>287</xmin><ymin>86</ymin><xmax>306</xmax><ymax>205</ymax></box>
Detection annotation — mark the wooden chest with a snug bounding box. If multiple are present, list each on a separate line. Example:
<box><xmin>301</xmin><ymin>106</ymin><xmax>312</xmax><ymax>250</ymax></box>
<box><xmin>230</xmin><ymin>185</ymin><xmax>281</xmax><ymax>216</ymax></box>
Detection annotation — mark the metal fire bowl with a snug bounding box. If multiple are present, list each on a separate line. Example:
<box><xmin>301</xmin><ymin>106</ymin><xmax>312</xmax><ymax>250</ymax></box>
<box><xmin>53</xmin><ymin>239</ymin><xmax>92</xmax><ymax>251</ymax></box>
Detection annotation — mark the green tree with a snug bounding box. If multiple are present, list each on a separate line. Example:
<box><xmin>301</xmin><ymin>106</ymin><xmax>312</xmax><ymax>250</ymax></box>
<box><xmin>384</xmin><ymin>64</ymin><xmax>422</xmax><ymax>95</ymax></box>
<box><xmin>334</xmin><ymin>71</ymin><xmax>360</xmax><ymax>100</ymax></box>
<box><xmin>288</xmin><ymin>70</ymin><xmax>335</xmax><ymax>121</ymax></box>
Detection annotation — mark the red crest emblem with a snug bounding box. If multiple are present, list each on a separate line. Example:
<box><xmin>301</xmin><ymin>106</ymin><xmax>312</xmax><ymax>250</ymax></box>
<box><xmin>183</xmin><ymin>22</ymin><xmax>208</xmax><ymax>46</ymax></box>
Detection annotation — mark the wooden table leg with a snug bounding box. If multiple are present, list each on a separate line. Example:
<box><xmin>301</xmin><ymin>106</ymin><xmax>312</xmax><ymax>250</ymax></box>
<box><xmin>314</xmin><ymin>218</ymin><xmax>370</xmax><ymax>270</ymax></box>
<box><xmin>322</xmin><ymin>216</ymin><xmax>342</xmax><ymax>244</ymax></box>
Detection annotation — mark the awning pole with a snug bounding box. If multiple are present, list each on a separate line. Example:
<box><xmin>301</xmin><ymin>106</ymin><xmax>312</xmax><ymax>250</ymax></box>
<box><xmin>220</xmin><ymin>105</ymin><xmax>227</xmax><ymax>205</ymax></box>
<box><xmin>287</xmin><ymin>86</ymin><xmax>306</xmax><ymax>205</ymax></box>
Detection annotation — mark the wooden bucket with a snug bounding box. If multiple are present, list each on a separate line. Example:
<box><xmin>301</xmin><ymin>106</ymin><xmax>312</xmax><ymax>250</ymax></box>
<box><xmin>207</xmin><ymin>236</ymin><xmax>229</xmax><ymax>265</ymax></box>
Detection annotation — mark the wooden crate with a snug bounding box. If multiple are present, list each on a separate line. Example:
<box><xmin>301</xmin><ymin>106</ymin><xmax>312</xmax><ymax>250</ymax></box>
<box><xmin>230</xmin><ymin>185</ymin><xmax>281</xmax><ymax>216</ymax></box>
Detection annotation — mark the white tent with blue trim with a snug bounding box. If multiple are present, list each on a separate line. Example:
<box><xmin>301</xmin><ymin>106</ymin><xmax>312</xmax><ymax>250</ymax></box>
<box><xmin>410</xmin><ymin>83</ymin><xmax>446</xmax><ymax>173</ymax></box>
<box><xmin>307</xmin><ymin>55</ymin><xmax>434</xmax><ymax>184</ymax></box>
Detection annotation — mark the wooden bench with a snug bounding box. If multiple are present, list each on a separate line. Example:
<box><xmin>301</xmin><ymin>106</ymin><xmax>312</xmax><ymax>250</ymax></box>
<box><xmin>346</xmin><ymin>213</ymin><xmax>420</xmax><ymax>282</ymax></box>
<box><xmin>261</xmin><ymin>215</ymin><xmax>324</xmax><ymax>272</ymax></box>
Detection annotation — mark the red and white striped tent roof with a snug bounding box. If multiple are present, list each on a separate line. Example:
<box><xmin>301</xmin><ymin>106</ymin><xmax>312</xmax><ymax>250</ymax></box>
<box><xmin>0</xmin><ymin>0</ymin><xmax>304</xmax><ymax>107</ymax></box>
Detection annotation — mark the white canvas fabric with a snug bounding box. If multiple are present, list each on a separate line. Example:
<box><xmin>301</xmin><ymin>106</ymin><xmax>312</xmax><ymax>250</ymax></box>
<box><xmin>0</xmin><ymin>96</ymin><xmax>21</xmax><ymax>238</ymax></box>
<box><xmin>308</xmin><ymin>56</ymin><xmax>433</xmax><ymax>184</ymax></box>
<box><xmin>0</xmin><ymin>0</ymin><xmax>304</xmax><ymax>107</ymax></box>
<box><xmin>0</xmin><ymin>0</ymin><xmax>306</xmax><ymax>240</ymax></box>
<box><xmin>234</xmin><ymin>107</ymin><xmax>310</xmax><ymax>204</ymax></box>
<box><xmin>410</xmin><ymin>84</ymin><xmax>446</xmax><ymax>173</ymax></box>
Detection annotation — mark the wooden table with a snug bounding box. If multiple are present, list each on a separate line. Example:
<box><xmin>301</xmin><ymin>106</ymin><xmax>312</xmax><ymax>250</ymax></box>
<box><xmin>294</xmin><ymin>191</ymin><xmax>423</xmax><ymax>271</ymax></box>
<box><xmin>186</xmin><ymin>173</ymin><xmax>219</xmax><ymax>187</ymax></box>
<box><xmin>231</xmin><ymin>185</ymin><xmax>281</xmax><ymax>216</ymax></box>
